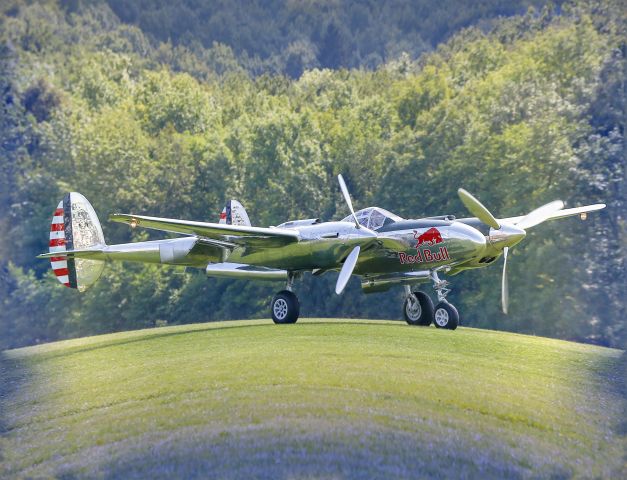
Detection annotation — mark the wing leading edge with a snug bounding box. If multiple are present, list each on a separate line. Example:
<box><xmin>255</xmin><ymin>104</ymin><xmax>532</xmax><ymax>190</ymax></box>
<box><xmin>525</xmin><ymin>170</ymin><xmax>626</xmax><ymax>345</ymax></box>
<box><xmin>109</xmin><ymin>213</ymin><xmax>300</xmax><ymax>245</ymax></box>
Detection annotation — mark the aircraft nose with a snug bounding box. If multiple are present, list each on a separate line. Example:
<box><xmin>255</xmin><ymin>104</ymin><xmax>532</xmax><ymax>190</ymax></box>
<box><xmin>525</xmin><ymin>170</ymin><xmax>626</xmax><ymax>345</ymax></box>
<box><xmin>451</xmin><ymin>222</ymin><xmax>487</xmax><ymax>256</ymax></box>
<box><xmin>454</xmin><ymin>222</ymin><xmax>488</xmax><ymax>246</ymax></box>
<box><xmin>488</xmin><ymin>223</ymin><xmax>526</xmax><ymax>248</ymax></box>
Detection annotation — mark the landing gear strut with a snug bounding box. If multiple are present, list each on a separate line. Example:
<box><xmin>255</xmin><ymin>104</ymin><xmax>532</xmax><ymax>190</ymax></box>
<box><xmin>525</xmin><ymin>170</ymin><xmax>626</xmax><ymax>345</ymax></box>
<box><xmin>271</xmin><ymin>272</ymin><xmax>300</xmax><ymax>324</ymax></box>
<box><xmin>402</xmin><ymin>271</ymin><xmax>459</xmax><ymax>330</ymax></box>
<box><xmin>403</xmin><ymin>286</ymin><xmax>434</xmax><ymax>326</ymax></box>
<box><xmin>430</xmin><ymin>270</ymin><xmax>459</xmax><ymax>330</ymax></box>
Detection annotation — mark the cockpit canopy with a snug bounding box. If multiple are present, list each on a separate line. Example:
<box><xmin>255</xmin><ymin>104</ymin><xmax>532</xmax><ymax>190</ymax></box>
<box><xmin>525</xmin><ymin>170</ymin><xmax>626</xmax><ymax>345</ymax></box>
<box><xmin>341</xmin><ymin>207</ymin><xmax>403</xmax><ymax>231</ymax></box>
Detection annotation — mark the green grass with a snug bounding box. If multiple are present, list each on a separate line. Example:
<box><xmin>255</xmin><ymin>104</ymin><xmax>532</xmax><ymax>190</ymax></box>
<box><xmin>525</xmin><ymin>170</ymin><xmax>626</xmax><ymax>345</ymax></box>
<box><xmin>1</xmin><ymin>319</ymin><xmax>624</xmax><ymax>479</ymax></box>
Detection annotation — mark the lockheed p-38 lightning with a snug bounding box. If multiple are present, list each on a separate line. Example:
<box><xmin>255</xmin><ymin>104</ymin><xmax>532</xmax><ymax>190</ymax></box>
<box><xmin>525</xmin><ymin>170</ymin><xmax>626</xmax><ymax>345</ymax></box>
<box><xmin>38</xmin><ymin>175</ymin><xmax>605</xmax><ymax>329</ymax></box>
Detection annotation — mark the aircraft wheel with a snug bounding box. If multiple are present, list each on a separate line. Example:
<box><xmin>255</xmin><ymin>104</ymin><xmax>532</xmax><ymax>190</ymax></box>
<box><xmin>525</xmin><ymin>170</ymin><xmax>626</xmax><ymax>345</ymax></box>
<box><xmin>404</xmin><ymin>291</ymin><xmax>434</xmax><ymax>326</ymax></box>
<box><xmin>271</xmin><ymin>290</ymin><xmax>300</xmax><ymax>324</ymax></box>
<box><xmin>434</xmin><ymin>302</ymin><xmax>459</xmax><ymax>330</ymax></box>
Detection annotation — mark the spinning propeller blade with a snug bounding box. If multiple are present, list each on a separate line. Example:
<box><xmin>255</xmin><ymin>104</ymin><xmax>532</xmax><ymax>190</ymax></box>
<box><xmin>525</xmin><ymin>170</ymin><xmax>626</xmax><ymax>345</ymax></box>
<box><xmin>457</xmin><ymin>189</ymin><xmax>500</xmax><ymax>229</ymax></box>
<box><xmin>336</xmin><ymin>246</ymin><xmax>360</xmax><ymax>294</ymax></box>
<box><xmin>498</xmin><ymin>201</ymin><xmax>563</xmax><ymax>313</ymax></box>
<box><xmin>455</xmin><ymin>188</ymin><xmax>602</xmax><ymax>314</ymax></box>
<box><xmin>502</xmin><ymin>247</ymin><xmax>509</xmax><ymax>314</ymax></box>
<box><xmin>338</xmin><ymin>174</ymin><xmax>360</xmax><ymax>229</ymax></box>
<box><xmin>515</xmin><ymin>200</ymin><xmax>565</xmax><ymax>230</ymax></box>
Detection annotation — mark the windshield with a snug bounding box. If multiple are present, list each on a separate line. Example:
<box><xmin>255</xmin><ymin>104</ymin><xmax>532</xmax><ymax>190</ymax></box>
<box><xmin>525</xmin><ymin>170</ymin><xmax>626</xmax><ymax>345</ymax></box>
<box><xmin>341</xmin><ymin>207</ymin><xmax>403</xmax><ymax>230</ymax></box>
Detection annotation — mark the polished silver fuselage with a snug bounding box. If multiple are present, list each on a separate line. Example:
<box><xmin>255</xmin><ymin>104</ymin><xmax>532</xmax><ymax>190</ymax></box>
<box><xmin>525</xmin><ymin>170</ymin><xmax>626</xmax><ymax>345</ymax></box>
<box><xmin>225</xmin><ymin>220</ymin><xmax>489</xmax><ymax>275</ymax></box>
<box><xmin>95</xmin><ymin>220</ymin><xmax>491</xmax><ymax>271</ymax></box>
<box><xmin>84</xmin><ymin>216</ymin><xmax>522</xmax><ymax>295</ymax></box>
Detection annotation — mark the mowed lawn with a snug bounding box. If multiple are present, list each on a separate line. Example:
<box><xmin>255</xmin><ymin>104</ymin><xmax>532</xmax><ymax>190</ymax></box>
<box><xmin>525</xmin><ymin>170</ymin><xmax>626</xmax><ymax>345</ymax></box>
<box><xmin>0</xmin><ymin>319</ymin><xmax>624</xmax><ymax>479</ymax></box>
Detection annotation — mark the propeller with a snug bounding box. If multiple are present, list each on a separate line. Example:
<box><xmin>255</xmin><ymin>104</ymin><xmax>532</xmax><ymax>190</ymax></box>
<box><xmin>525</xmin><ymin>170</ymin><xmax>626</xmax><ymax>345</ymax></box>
<box><xmin>457</xmin><ymin>189</ymin><xmax>567</xmax><ymax>314</ymax></box>
<box><xmin>457</xmin><ymin>188</ymin><xmax>500</xmax><ymax>229</ymax></box>
<box><xmin>499</xmin><ymin>200</ymin><xmax>563</xmax><ymax>313</ymax></box>
<box><xmin>335</xmin><ymin>245</ymin><xmax>361</xmax><ymax>294</ymax></box>
<box><xmin>336</xmin><ymin>175</ymin><xmax>372</xmax><ymax>294</ymax></box>
<box><xmin>515</xmin><ymin>200</ymin><xmax>564</xmax><ymax>230</ymax></box>
<box><xmin>501</xmin><ymin>247</ymin><xmax>509</xmax><ymax>314</ymax></box>
<box><xmin>338</xmin><ymin>174</ymin><xmax>360</xmax><ymax>229</ymax></box>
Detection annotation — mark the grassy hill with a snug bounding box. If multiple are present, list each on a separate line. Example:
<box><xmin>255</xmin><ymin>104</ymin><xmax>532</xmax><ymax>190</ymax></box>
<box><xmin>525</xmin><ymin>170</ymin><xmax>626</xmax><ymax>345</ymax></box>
<box><xmin>1</xmin><ymin>319</ymin><xmax>624</xmax><ymax>478</ymax></box>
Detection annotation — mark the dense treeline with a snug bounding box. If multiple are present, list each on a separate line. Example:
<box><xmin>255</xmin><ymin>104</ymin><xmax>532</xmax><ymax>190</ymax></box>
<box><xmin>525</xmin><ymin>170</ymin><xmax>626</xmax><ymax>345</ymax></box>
<box><xmin>0</xmin><ymin>0</ymin><xmax>624</xmax><ymax>349</ymax></box>
<box><xmin>103</xmin><ymin>0</ymin><xmax>559</xmax><ymax>76</ymax></box>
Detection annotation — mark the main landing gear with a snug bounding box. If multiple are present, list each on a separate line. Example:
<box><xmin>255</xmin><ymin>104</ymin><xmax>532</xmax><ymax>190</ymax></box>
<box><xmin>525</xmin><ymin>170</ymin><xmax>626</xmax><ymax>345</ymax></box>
<box><xmin>271</xmin><ymin>273</ymin><xmax>300</xmax><ymax>324</ymax></box>
<box><xmin>403</xmin><ymin>271</ymin><xmax>459</xmax><ymax>330</ymax></box>
<box><xmin>271</xmin><ymin>271</ymin><xmax>459</xmax><ymax>328</ymax></box>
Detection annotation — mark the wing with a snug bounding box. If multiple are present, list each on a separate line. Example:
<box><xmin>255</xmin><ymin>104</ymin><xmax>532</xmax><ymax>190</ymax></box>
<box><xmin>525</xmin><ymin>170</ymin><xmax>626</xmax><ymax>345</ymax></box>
<box><xmin>109</xmin><ymin>213</ymin><xmax>300</xmax><ymax>246</ymax></box>
<box><xmin>501</xmin><ymin>204</ymin><xmax>606</xmax><ymax>225</ymax></box>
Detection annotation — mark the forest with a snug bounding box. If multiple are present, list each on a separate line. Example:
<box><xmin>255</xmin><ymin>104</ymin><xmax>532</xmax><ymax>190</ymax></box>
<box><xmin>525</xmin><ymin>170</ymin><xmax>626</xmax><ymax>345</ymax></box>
<box><xmin>0</xmin><ymin>0</ymin><xmax>624</xmax><ymax>349</ymax></box>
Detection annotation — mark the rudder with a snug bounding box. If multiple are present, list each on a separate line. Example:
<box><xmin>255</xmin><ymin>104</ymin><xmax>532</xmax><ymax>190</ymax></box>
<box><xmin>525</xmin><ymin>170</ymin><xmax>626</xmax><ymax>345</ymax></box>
<box><xmin>49</xmin><ymin>192</ymin><xmax>105</xmax><ymax>291</ymax></box>
<box><xmin>218</xmin><ymin>199</ymin><xmax>251</xmax><ymax>226</ymax></box>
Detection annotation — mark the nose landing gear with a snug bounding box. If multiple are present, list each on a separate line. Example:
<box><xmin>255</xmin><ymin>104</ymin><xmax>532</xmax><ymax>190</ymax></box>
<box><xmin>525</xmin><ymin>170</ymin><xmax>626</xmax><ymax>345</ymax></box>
<box><xmin>433</xmin><ymin>301</ymin><xmax>459</xmax><ymax>329</ymax></box>
<box><xmin>403</xmin><ymin>271</ymin><xmax>459</xmax><ymax>330</ymax></box>
<box><xmin>431</xmin><ymin>270</ymin><xmax>459</xmax><ymax>330</ymax></box>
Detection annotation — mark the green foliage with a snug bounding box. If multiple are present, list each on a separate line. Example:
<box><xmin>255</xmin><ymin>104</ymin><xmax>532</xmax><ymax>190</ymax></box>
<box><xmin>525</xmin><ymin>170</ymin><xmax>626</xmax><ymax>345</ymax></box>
<box><xmin>102</xmin><ymin>0</ymin><xmax>561</xmax><ymax>76</ymax></box>
<box><xmin>0</xmin><ymin>0</ymin><xmax>623</xmax><ymax>349</ymax></box>
<box><xmin>395</xmin><ymin>65</ymin><xmax>451</xmax><ymax>128</ymax></box>
<box><xmin>22</xmin><ymin>78</ymin><xmax>62</xmax><ymax>122</ymax></box>
<box><xmin>135</xmin><ymin>70</ymin><xmax>216</xmax><ymax>134</ymax></box>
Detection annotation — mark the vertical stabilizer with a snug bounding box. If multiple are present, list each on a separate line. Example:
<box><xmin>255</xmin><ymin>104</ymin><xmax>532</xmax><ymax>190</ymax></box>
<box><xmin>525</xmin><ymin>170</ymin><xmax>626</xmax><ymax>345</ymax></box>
<box><xmin>218</xmin><ymin>200</ymin><xmax>251</xmax><ymax>226</ymax></box>
<box><xmin>49</xmin><ymin>192</ymin><xmax>105</xmax><ymax>291</ymax></box>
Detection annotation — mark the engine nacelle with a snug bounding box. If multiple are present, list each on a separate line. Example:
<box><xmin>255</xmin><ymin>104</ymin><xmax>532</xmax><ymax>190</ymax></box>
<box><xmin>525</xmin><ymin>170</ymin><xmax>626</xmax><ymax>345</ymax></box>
<box><xmin>206</xmin><ymin>262</ymin><xmax>287</xmax><ymax>280</ymax></box>
<box><xmin>159</xmin><ymin>237</ymin><xmax>198</xmax><ymax>264</ymax></box>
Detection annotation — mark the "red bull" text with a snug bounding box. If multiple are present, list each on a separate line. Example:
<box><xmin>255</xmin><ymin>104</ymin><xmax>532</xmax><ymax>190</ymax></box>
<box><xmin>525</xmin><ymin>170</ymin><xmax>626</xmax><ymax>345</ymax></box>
<box><xmin>399</xmin><ymin>246</ymin><xmax>450</xmax><ymax>264</ymax></box>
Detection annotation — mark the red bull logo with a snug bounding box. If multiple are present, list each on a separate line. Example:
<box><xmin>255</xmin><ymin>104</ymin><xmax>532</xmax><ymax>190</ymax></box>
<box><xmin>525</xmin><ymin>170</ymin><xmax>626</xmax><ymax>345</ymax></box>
<box><xmin>399</xmin><ymin>228</ymin><xmax>450</xmax><ymax>264</ymax></box>
<box><xmin>414</xmin><ymin>227</ymin><xmax>443</xmax><ymax>247</ymax></box>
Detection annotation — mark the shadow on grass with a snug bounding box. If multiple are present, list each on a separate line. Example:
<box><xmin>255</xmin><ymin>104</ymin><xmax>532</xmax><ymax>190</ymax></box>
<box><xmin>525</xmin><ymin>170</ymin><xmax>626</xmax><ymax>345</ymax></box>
<box><xmin>0</xmin><ymin>351</ymin><xmax>32</xmax><ymax>467</ymax></box>
<box><xmin>600</xmin><ymin>350</ymin><xmax>627</xmax><ymax>435</ymax></box>
<box><xmin>589</xmin><ymin>348</ymin><xmax>626</xmax><ymax>479</ymax></box>
<box><xmin>98</xmin><ymin>427</ymin><xmax>534</xmax><ymax>480</ymax></box>
<box><xmin>0</xmin><ymin>352</ymin><xmax>25</xmax><ymax>433</ymax></box>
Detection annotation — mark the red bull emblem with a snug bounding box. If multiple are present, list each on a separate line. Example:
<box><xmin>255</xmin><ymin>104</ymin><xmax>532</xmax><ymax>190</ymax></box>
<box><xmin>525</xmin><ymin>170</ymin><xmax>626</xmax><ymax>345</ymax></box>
<box><xmin>399</xmin><ymin>227</ymin><xmax>450</xmax><ymax>264</ymax></box>
<box><xmin>414</xmin><ymin>227</ymin><xmax>443</xmax><ymax>247</ymax></box>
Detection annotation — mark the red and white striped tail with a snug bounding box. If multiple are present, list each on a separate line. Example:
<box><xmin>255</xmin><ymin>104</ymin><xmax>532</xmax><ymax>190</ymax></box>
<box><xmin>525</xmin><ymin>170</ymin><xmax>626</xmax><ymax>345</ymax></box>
<box><xmin>49</xmin><ymin>200</ymin><xmax>70</xmax><ymax>286</ymax></box>
<box><xmin>48</xmin><ymin>192</ymin><xmax>105</xmax><ymax>291</ymax></box>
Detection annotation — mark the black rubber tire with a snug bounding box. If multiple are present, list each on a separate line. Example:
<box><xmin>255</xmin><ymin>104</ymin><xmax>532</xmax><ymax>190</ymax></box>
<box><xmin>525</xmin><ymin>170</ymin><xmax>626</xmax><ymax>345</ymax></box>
<box><xmin>404</xmin><ymin>291</ymin><xmax>434</xmax><ymax>326</ymax></box>
<box><xmin>433</xmin><ymin>302</ymin><xmax>459</xmax><ymax>330</ymax></box>
<box><xmin>271</xmin><ymin>290</ymin><xmax>300</xmax><ymax>324</ymax></box>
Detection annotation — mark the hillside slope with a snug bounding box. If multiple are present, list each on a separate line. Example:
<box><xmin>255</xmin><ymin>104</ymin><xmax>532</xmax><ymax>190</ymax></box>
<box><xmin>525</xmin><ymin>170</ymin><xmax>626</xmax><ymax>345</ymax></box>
<box><xmin>1</xmin><ymin>320</ymin><xmax>624</xmax><ymax>478</ymax></box>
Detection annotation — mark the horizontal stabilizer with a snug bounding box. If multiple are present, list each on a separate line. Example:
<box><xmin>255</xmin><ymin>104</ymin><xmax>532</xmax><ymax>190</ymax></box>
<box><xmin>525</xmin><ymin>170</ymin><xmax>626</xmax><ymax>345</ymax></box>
<box><xmin>37</xmin><ymin>247</ymin><xmax>106</xmax><ymax>260</ymax></box>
